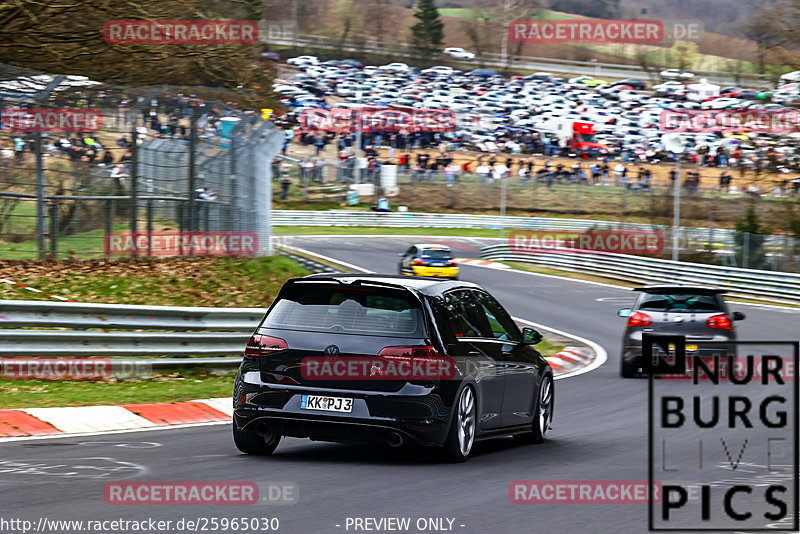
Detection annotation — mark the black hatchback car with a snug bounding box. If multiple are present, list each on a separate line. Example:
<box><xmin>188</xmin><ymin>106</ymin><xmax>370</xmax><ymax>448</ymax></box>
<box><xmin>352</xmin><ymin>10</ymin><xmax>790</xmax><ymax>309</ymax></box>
<box><xmin>233</xmin><ymin>274</ymin><xmax>553</xmax><ymax>462</ymax></box>
<box><xmin>617</xmin><ymin>285</ymin><xmax>745</xmax><ymax>377</ymax></box>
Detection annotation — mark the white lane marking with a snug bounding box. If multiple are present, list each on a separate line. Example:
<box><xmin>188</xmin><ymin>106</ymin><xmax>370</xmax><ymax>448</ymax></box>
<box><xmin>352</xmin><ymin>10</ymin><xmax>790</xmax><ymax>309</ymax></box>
<box><xmin>513</xmin><ymin>317</ymin><xmax>608</xmax><ymax>381</ymax></box>
<box><xmin>278</xmin><ymin>244</ymin><xmax>374</xmax><ymax>273</ymax></box>
<box><xmin>0</xmin><ymin>457</ymin><xmax>145</xmax><ymax>479</ymax></box>
<box><xmin>78</xmin><ymin>441</ymin><xmax>162</xmax><ymax>448</ymax></box>
<box><xmin>0</xmin><ymin>421</ymin><xmax>230</xmax><ymax>443</ymax></box>
<box><xmin>596</xmin><ymin>297</ymin><xmax>636</xmax><ymax>303</ymax></box>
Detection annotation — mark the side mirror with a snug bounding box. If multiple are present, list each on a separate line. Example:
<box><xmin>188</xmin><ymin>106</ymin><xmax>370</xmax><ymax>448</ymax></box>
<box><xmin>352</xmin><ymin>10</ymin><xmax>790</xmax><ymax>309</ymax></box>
<box><xmin>618</xmin><ymin>308</ymin><xmax>632</xmax><ymax>318</ymax></box>
<box><xmin>732</xmin><ymin>311</ymin><xmax>746</xmax><ymax>321</ymax></box>
<box><xmin>522</xmin><ymin>327</ymin><xmax>543</xmax><ymax>345</ymax></box>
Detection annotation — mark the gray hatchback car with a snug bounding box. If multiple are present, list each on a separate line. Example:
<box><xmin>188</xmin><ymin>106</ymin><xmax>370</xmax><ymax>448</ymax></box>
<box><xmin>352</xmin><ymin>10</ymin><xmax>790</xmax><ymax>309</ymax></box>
<box><xmin>617</xmin><ymin>285</ymin><xmax>746</xmax><ymax>377</ymax></box>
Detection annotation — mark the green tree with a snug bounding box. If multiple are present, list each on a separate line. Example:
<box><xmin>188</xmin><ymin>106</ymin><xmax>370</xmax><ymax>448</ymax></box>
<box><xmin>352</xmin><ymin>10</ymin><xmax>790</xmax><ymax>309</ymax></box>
<box><xmin>734</xmin><ymin>198</ymin><xmax>768</xmax><ymax>270</ymax></box>
<box><xmin>411</xmin><ymin>0</ymin><xmax>444</xmax><ymax>56</ymax></box>
<box><xmin>669</xmin><ymin>41</ymin><xmax>699</xmax><ymax>72</ymax></box>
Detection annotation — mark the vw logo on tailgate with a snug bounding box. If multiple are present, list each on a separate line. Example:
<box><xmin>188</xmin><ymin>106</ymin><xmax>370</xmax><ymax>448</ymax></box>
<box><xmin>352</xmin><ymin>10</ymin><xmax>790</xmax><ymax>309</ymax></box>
<box><xmin>323</xmin><ymin>345</ymin><xmax>340</xmax><ymax>358</ymax></box>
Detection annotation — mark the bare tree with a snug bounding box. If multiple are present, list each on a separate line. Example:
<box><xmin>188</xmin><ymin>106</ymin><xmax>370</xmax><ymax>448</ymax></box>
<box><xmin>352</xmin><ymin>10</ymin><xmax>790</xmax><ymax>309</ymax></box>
<box><xmin>493</xmin><ymin>0</ymin><xmax>542</xmax><ymax>70</ymax></box>
<box><xmin>740</xmin><ymin>1</ymin><xmax>792</xmax><ymax>73</ymax></box>
<box><xmin>363</xmin><ymin>0</ymin><xmax>399</xmax><ymax>43</ymax></box>
<box><xmin>632</xmin><ymin>45</ymin><xmax>661</xmax><ymax>84</ymax></box>
<box><xmin>460</xmin><ymin>8</ymin><xmax>496</xmax><ymax>59</ymax></box>
<box><xmin>0</xmin><ymin>0</ymin><xmax>277</xmax><ymax>107</ymax></box>
<box><xmin>331</xmin><ymin>0</ymin><xmax>364</xmax><ymax>45</ymax></box>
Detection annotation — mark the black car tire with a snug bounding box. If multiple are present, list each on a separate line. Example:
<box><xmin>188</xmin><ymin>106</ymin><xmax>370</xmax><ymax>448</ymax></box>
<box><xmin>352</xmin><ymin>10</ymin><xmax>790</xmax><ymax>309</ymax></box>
<box><xmin>233</xmin><ymin>424</ymin><xmax>281</xmax><ymax>455</ymax></box>
<box><xmin>514</xmin><ymin>372</ymin><xmax>553</xmax><ymax>444</ymax></box>
<box><xmin>620</xmin><ymin>357</ymin><xmax>637</xmax><ymax>378</ymax></box>
<box><xmin>440</xmin><ymin>385</ymin><xmax>476</xmax><ymax>463</ymax></box>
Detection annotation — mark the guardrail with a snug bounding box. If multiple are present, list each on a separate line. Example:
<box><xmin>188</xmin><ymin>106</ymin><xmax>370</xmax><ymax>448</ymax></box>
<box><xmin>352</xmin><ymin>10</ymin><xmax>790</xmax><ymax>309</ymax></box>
<box><xmin>480</xmin><ymin>244</ymin><xmax>800</xmax><ymax>305</ymax></box>
<box><xmin>0</xmin><ymin>300</ymin><xmax>265</xmax><ymax>331</ymax></box>
<box><xmin>271</xmin><ymin>209</ymin><xmax>739</xmax><ymax>245</ymax></box>
<box><xmin>0</xmin><ymin>331</ymin><xmax>253</xmax><ymax>357</ymax></box>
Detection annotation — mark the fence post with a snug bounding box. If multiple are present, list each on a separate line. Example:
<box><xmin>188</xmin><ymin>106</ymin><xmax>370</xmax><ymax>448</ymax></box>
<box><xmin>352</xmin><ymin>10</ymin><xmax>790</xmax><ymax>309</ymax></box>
<box><xmin>146</xmin><ymin>200</ymin><xmax>153</xmax><ymax>257</ymax></box>
<box><xmin>177</xmin><ymin>201</ymin><xmax>185</xmax><ymax>256</ymax></box>
<box><xmin>188</xmin><ymin>105</ymin><xmax>197</xmax><ymax>234</ymax></box>
<box><xmin>35</xmin><ymin>133</ymin><xmax>46</xmax><ymax>259</ymax></box>
<box><xmin>48</xmin><ymin>202</ymin><xmax>58</xmax><ymax>258</ymax></box>
<box><xmin>104</xmin><ymin>199</ymin><xmax>113</xmax><ymax>258</ymax></box>
<box><xmin>229</xmin><ymin>144</ymin><xmax>237</xmax><ymax>232</ymax></box>
<box><xmin>742</xmin><ymin>232</ymin><xmax>750</xmax><ymax>269</ymax></box>
<box><xmin>130</xmin><ymin>113</ymin><xmax>139</xmax><ymax>257</ymax></box>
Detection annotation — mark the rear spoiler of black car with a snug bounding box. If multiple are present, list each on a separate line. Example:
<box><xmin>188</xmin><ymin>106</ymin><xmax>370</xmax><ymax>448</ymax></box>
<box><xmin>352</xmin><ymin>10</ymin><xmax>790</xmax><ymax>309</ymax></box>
<box><xmin>281</xmin><ymin>276</ymin><xmax>427</xmax><ymax>302</ymax></box>
<box><xmin>633</xmin><ymin>286</ymin><xmax>727</xmax><ymax>295</ymax></box>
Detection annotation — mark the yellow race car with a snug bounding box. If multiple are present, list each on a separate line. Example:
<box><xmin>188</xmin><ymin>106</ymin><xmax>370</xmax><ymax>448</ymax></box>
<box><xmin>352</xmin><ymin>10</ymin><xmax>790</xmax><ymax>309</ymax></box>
<box><xmin>398</xmin><ymin>244</ymin><xmax>459</xmax><ymax>279</ymax></box>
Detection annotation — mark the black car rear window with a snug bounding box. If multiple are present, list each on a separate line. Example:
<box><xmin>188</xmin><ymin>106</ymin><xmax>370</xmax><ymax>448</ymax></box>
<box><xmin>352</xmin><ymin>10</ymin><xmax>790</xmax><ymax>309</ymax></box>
<box><xmin>638</xmin><ymin>293</ymin><xmax>722</xmax><ymax>313</ymax></box>
<box><xmin>264</xmin><ymin>284</ymin><xmax>424</xmax><ymax>336</ymax></box>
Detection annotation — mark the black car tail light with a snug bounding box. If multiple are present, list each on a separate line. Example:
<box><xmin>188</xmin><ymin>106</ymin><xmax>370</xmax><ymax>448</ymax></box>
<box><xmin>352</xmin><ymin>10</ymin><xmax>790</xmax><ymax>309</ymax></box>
<box><xmin>245</xmin><ymin>334</ymin><xmax>288</xmax><ymax>357</ymax></box>
<box><xmin>379</xmin><ymin>345</ymin><xmax>440</xmax><ymax>358</ymax></box>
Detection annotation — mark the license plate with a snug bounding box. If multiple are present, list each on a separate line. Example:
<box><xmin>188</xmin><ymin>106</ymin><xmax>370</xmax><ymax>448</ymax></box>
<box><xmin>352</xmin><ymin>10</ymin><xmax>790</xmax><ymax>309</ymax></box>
<box><xmin>669</xmin><ymin>344</ymin><xmax>698</xmax><ymax>352</ymax></box>
<box><xmin>300</xmin><ymin>395</ymin><xmax>353</xmax><ymax>413</ymax></box>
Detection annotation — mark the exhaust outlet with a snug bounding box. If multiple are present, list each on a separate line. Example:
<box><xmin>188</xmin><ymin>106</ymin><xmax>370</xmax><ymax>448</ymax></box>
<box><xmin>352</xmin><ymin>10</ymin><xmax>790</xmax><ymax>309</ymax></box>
<box><xmin>254</xmin><ymin>422</ymin><xmax>270</xmax><ymax>436</ymax></box>
<box><xmin>386</xmin><ymin>432</ymin><xmax>404</xmax><ymax>448</ymax></box>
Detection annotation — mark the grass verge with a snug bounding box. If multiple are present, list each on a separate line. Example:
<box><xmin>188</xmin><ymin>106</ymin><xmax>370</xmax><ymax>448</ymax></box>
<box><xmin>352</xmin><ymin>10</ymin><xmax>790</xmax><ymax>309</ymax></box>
<box><xmin>0</xmin><ymin>255</ymin><xmax>308</xmax><ymax>306</ymax></box>
<box><xmin>0</xmin><ymin>373</ymin><xmax>236</xmax><ymax>409</ymax></box>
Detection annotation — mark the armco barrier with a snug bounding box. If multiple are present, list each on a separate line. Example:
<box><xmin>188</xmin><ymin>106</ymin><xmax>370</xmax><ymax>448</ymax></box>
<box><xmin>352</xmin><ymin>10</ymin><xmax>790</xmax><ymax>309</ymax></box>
<box><xmin>0</xmin><ymin>300</ymin><xmax>265</xmax><ymax>330</ymax></box>
<box><xmin>480</xmin><ymin>244</ymin><xmax>800</xmax><ymax>305</ymax></box>
<box><xmin>0</xmin><ymin>331</ymin><xmax>252</xmax><ymax>357</ymax></box>
<box><xmin>271</xmin><ymin>209</ymin><xmax>738</xmax><ymax>246</ymax></box>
